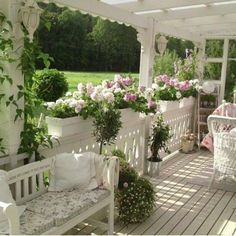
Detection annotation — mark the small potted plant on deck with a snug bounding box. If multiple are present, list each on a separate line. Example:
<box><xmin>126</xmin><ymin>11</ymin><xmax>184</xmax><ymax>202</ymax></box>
<box><xmin>148</xmin><ymin>114</ymin><xmax>172</xmax><ymax>176</ymax></box>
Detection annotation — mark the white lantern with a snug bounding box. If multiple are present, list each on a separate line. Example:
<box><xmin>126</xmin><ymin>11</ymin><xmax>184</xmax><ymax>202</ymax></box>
<box><xmin>20</xmin><ymin>0</ymin><xmax>43</xmax><ymax>42</ymax></box>
<box><xmin>157</xmin><ymin>35</ymin><xmax>168</xmax><ymax>55</ymax></box>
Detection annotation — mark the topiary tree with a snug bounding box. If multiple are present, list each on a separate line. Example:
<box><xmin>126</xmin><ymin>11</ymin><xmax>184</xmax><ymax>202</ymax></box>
<box><xmin>93</xmin><ymin>106</ymin><xmax>122</xmax><ymax>154</ymax></box>
<box><xmin>33</xmin><ymin>69</ymin><xmax>68</xmax><ymax>102</ymax></box>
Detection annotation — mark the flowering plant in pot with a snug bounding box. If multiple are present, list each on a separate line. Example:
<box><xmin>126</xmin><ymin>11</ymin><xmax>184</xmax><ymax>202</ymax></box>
<box><xmin>148</xmin><ymin>115</ymin><xmax>172</xmax><ymax>176</ymax></box>
<box><xmin>112</xmin><ymin>150</ymin><xmax>155</xmax><ymax>225</ymax></box>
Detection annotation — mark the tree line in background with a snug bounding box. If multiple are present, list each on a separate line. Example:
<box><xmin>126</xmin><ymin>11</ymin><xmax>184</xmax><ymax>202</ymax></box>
<box><xmin>36</xmin><ymin>3</ymin><xmax>193</xmax><ymax>73</ymax></box>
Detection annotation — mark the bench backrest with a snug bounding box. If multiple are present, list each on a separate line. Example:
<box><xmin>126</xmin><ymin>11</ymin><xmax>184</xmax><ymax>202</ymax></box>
<box><xmin>8</xmin><ymin>158</ymin><xmax>53</xmax><ymax>205</ymax></box>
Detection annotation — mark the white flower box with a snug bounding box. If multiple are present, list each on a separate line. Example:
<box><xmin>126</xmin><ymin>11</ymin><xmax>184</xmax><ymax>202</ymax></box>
<box><xmin>179</xmin><ymin>96</ymin><xmax>195</xmax><ymax>108</ymax></box>
<box><xmin>46</xmin><ymin>116</ymin><xmax>92</xmax><ymax>138</ymax></box>
<box><xmin>119</xmin><ymin>108</ymin><xmax>140</xmax><ymax>123</ymax></box>
<box><xmin>159</xmin><ymin>100</ymin><xmax>180</xmax><ymax>112</ymax></box>
<box><xmin>46</xmin><ymin>108</ymin><xmax>140</xmax><ymax>138</ymax></box>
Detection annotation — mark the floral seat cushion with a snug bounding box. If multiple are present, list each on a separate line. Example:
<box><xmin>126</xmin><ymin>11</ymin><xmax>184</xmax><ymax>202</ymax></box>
<box><xmin>25</xmin><ymin>188</ymin><xmax>109</xmax><ymax>230</ymax></box>
<box><xmin>0</xmin><ymin>210</ymin><xmax>54</xmax><ymax>235</ymax></box>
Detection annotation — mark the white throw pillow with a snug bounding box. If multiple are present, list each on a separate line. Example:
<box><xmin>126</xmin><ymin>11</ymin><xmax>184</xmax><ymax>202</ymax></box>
<box><xmin>48</xmin><ymin>152</ymin><xmax>98</xmax><ymax>192</ymax></box>
<box><xmin>0</xmin><ymin>170</ymin><xmax>26</xmax><ymax>234</ymax></box>
<box><xmin>230</xmin><ymin>127</ymin><xmax>236</xmax><ymax>136</ymax></box>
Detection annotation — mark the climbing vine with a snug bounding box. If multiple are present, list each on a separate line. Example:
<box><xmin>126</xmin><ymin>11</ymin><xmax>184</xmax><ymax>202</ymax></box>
<box><xmin>0</xmin><ymin>11</ymin><xmax>24</xmax><ymax>154</ymax></box>
<box><xmin>17</xmin><ymin>11</ymin><xmax>54</xmax><ymax>160</ymax></box>
<box><xmin>0</xmin><ymin>9</ymin><xmax>54</xmax><ymax>159</ymax></box>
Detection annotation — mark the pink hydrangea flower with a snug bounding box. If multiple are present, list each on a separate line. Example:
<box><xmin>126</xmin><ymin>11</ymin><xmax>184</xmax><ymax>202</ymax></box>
<box><xmin>178</xmin><ymin>80</ymin><xmax>190</xmax><ymax>91</ymax></box>
<box><xmin>124</xmin><ymin>93</ymin><xmax>137</xmax><ymax>102</ymax></box>
<box><xmin>147</xmin><ymin>100</ymin><xmax>157</xmax><ymax>109</ymax></box>
<box><xmin>139</xmin><ymin>85</ymin><xmax>146</xmax><ymax>93</ymax></box>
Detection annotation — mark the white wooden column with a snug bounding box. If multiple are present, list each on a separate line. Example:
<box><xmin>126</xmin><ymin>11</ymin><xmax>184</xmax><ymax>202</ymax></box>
<box><xmin>137</xmin><ymin>19</ymin><xmax>156</xmax><ymax>87</ymax></box>
<box><xmin>195</xmin><ymin>39</ymin><xmax>206</xmax><ymax>81</ymax></box>
<box><xmin>220</xmin><ymin>38</ymin><xmax>229</xmax><ymax>102</ymax></box>
<box><xmin>0</xmin><ymin>0</ymin><xmax>24</xmax><ymax>158</ymax></box>
<box><xmin>137</xmin><ymin>19</ymin><xmax>156</xmax><ymax>174</ymax></box>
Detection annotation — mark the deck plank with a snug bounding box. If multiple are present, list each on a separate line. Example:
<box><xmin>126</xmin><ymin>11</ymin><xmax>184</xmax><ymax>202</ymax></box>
<box><xmin>170</xmin><ymin>187</ymin><xmax>217</xmax><ymax>235</ymax></box>
<box><xmin>182</xmin><ymin>190</ymin><xmax>226</xmax><ymax>235</ymax></box>
<box><xmin>209</xmin><ymin>193</ymin><xmax>236</xmax><ymax>235</ymax></box>
<box><xmin>221</xmin><ymin>208</ymin><xmax>236</xmax><ymax>236</ymax></box>
<box><xmin>196</xmin><ymin>191</ymin><xmax>234</xmax><ymax>235</ymax></box>
<box><xmin>143</xmin><ymin>184</ymin><xmax>201</xmax><ymax>235</ymax></box>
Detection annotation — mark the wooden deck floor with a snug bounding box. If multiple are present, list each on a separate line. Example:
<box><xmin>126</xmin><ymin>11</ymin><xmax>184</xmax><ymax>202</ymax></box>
<box><xmin>67</xmin><ymin>150</ymin><xmax>236</xmax><ymax>235</ymax></box>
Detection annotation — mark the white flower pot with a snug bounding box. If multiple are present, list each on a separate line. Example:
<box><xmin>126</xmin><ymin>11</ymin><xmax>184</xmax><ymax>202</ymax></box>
<box><xmin>159</xmin><ymin>100</ymin><xmax>180</xmax><ymax>112</ymax></box>
<box><xmin>147</xmin><ymin>161</ymin><xmax>162</xmax><ymax>177</ymax></box>
<box><xmin>46</xmin><ymin>116</ymin><xmax>92</xmax><ymax>137</ymax></box>
<box><xmin>179</xmin><ymin>96</ymin><xmax>195</xmax><ymax>108</ymax></box>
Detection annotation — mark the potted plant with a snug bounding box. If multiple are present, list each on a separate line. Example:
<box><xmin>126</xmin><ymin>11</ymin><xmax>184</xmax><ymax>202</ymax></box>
<box><xmin>147</xmin><ymin>115</ymin><xmax>172</xmax><ymax>176</ymax></box>
<box><xmin>181</xmin><ymin>130</ymin><xmax>196</xmax><ymax>153</ymax></box>
<box><xmin>93</xmin><ymin>105</ymin><xmax>122</xmax><ymax>154</ymax></box>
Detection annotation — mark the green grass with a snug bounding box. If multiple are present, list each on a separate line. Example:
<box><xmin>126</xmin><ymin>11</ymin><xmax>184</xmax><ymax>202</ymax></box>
<box><xmin>62</xmin><ymin>71</ymin><xmax>139</xmax><ymax>91</ymax></box>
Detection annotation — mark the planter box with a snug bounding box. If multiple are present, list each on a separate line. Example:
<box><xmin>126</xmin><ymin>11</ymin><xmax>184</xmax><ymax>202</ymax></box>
<box><xmin>46</xmin><ymin>109</ymin><xmax>140</xmax><ymax>138</ymax></box>
<box><xmin>179</xmin><ymin>96</ymin><xmax>195</xmax><ymax>108</ymax></box>
<box><xmin>119</xmin><ymin>108</ymin><xmax>140</xmax><ymax>123</ymax></box>
<box><xmin>46</xmin><ymin>116</ymin><xmax>92</xmax><ymax>138</ymax></box>
<box><xmin>159</xmin><ymin>100</ymin><xmax>180</xmax><ymax>112</ymax></box>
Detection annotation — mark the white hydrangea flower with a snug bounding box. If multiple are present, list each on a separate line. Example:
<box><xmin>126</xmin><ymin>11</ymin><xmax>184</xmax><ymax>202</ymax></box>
<box><xmin>114</xmin><ymin>87</ymin><xmax>122</xmax><ymax>94</ymax></box>
<box><xmin>114</xmin><ymin>74</ymin><xmax>122</xmax><ymax>82</ymax></box>
<box><xmin>176</xmin><ymin>91</ymin><xmax>182</xmax><ymax>99</ymax></box>
<box><xmin>68</xmin><ymin>98</ymin><xmax>78</xmax><ymax>108</ymax></box>
<box><xmin>65</xmin><ymin>91</ymin><xmax>72</xmax><ymax>97</ymax></box>
<box><xmin>73</xmin><ymin>91</ymin><xmax>82</xmax><ymax>99</ymax></box>
<box><xmin>55</xmin><ymin>99</ymin><xmax>63</xmax><ymax>105</ymax></box>
<box><xmin>102</xmin><ymin>80</ymin><xmax>109</xmax><ymax>88</ymax></box>
<box><xmin>90</xmin><ymin>92</ymin><xmax>104</xmax><ymax>102</ymax></box>
<box><xmin>152</xmin><ymin>83</ymin><xmax>159</xmax><ymax>91</ymax></box>
<box><xmin>46</xmin><ymin>102</ymin><xmax>56</xmax><ymax>109</ymax></box>
<box><xmin>77</xmin><ymin>83</ymin><xmax>84</xmax><ymax>91</ymax></box>
<box><xmin>103</xmin><ymin>91</ymin><xmax>115</xmax><ymax>103</ymax></box>
<box><xmin>144</xmin><ymin>88</ymin><xmax>154</xmax><ymax>98</ymax></box>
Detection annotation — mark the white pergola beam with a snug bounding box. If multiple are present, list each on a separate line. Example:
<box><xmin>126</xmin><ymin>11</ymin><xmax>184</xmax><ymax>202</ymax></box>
<box><xmin>140</xmin><ymin>3</ymin><xmax>236</xmax><ymax>21</ymax></box>
<box><xmin>155</xmin><ymin>22</ymin><xmax>203</xmax><ymax>43</ymax></box>
<box><xmin>50</xmin><ymin>0</ymin><xmax>148</xmax><ymax>29</ymax></box>
<box><xmin>112</xmin><ymin>0</ymin><xmax>232</xmax><ymax>12</ymax></box>
<box><xmin>186</xmin><ymin>24</ymin><xmax>236</xmax><ymax>33</ymax></box>
<box><xmin>164</xmin><ymin>14</ymin><xmax>236</xmax><ymax>27</ymax></box>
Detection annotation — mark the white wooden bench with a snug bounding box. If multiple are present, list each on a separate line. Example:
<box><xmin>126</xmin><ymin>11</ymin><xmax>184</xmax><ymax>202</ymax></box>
<box><xmin>0</xmin><ymin>155</ymin><xmax>118</xmax><ymax>235</ymax></box>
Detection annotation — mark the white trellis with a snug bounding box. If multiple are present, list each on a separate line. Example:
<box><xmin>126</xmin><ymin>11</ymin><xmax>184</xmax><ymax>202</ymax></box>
<box><xmin>1</xmin><ymin>0</ymin><xmax>236</xmax><ymax>165</ymax></box>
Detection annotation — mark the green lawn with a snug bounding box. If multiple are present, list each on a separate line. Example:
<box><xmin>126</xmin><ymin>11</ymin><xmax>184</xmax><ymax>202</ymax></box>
<box><xmin>62</xmin><ymin>71</ymin><xmax>139</xmax><ymax>91</ymax></box>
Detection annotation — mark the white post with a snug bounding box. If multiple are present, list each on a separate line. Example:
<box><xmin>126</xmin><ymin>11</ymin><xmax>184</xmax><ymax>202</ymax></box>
<box><xmin>195</xmin><ymin>39</ymin><xmax>206</xmax><ymax>82</ymax></box>
<box><xmin>0</xmin><ymin>0</ymin><xmax>24</xmax><ymax>161</ymax></box>
<box><xmin>137</xmin><ymin>19</ymin><xmax>156</xmax><ymax>174</ymax></box>
<box><xmin>220</xmin><ymin>38</ymin><xmax>229</xmax><ymax>103</ymax></box>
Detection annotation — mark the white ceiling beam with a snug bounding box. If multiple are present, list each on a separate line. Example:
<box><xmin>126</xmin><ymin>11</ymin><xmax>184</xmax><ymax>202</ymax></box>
<box><xmin>164</xmin><ymin>14</ymin><xmax>236</xmax><ymax>27</ymax></box>
<box><xmin>49</xmin><ymin>0</ymin><xmax>148</xmax><ymax>29</ymax></box>
<box><xmin>155</xmin><ymin>22</ymin><xmax>203</xmax><ymax>43</ymax></box>
<box><xmin>201</xmin><ymin>28</ymin><xmax>236</xmax><ymax>36</ymax></box>
<box><xmin>113</xmin><ymin>0</ymin><xmax>231</xmax><ymax>12</ymax></box>
<box><xmin>140</xmin><ymin>3</ymin><xmax>236</xmax><ymax>21</ymax></box>
<box><xmin>185</xmin><ymin>24</ymin><xmax>236</xmax><ymax>33</ymax></box>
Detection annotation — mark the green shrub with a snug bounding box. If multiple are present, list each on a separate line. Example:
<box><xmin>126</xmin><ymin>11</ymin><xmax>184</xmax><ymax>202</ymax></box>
<box><xmin>153</xmin><ymin>50</ymin><xmax>179</xmax><ymax>77</ymax></box>
<box><xmin>34</xmin><ymin>69</ymin><xmax>68</xmax><ymax>102</ymax></box>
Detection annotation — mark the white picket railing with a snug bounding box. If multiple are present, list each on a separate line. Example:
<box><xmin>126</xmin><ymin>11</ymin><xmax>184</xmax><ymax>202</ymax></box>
<box><xmin>40</xmin><ymin>100</ymin><xmax>195</xmax><ymax>173</ymax></box>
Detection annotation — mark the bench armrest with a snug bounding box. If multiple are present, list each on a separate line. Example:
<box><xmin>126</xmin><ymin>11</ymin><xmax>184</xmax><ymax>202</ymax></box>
<box><xmin>103</xmin><ymin>156</ymin><xmax>119</xmax><ymax>192</ymax></box>
<box><xmin>0</xmin><ymin>202</ymin><xmax>20</xmax><ymax>235</ymax></box>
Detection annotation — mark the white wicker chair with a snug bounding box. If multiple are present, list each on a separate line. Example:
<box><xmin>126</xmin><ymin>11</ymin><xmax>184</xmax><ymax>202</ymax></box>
<box><xmin>207</xmin><ymin>115</ymin><xmax>236</xmax><ymax>190</ymax></box>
